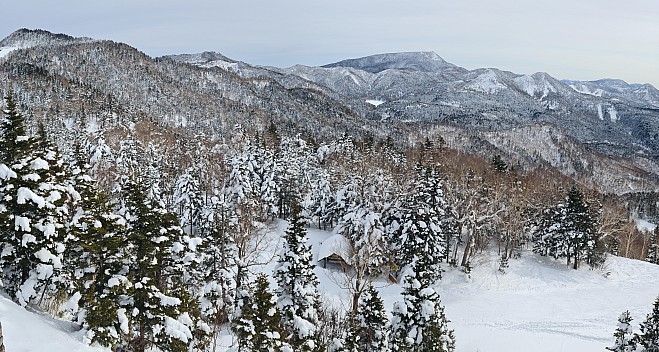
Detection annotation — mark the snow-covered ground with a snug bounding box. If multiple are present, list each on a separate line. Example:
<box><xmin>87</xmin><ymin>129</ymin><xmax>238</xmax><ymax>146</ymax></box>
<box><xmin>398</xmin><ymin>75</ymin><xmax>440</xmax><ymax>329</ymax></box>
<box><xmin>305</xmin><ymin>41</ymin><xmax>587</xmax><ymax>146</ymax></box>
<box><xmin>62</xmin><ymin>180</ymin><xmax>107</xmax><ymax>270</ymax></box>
<box><xmin>0</xmin><ymin>294</ymin><xmax>104</xmax><ymax>352</ymax></box>
<box><xmin>3</xmin><ymin>220</ymin><xmax>659</xmax><ymax>351</ymax></box>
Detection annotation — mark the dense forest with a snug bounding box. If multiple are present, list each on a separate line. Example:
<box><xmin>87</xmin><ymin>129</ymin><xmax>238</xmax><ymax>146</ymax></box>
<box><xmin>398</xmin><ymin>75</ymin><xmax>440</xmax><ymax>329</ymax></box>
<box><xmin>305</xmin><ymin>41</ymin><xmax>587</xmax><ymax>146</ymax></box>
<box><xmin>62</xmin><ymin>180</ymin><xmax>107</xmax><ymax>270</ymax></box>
<box><xmin>2</xmin><ymin>87</ymin><xmax>658</xmax><ymax>351</ymax></box>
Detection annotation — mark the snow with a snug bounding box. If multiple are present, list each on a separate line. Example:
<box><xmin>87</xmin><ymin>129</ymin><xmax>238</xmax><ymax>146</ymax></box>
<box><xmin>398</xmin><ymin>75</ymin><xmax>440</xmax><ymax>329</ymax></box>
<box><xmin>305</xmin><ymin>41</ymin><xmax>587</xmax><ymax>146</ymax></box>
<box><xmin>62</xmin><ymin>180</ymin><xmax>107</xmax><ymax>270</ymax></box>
<box><xmin>569</xmin><ymin>84</ymin><xmax>604</xmax><ymax>97</ymax></box>
<box><xmin>597</xmin><ymin>104</ymin><xmax>604</xmax><ymax>120</ymax></box>
<box><xmin>29</xmin><ymin>157</ymin><xmax>50</xmax><ymax>170</ymax></box>
<box><xmin>608</xmin><ymin>106</ymin><xmax>618</xmax><ymax>122</ymax></box>
<box><xmin>636</xmin><ymin>219</ymin><xmax>656</xmax><ymax>232</ymax></box>
<box><xmin>366</xmin><ymin>99</ymin><xmax>385</xmax><ymax>106</ymax></box>
<box><xmin>316</xmin><ymin>233</ymin><xmax>352</xmax><ymax>265</ymax></box>
<box><xmin>17</xmin><ymin>187</ymin><xmax>46</xmax><ymax>208</ymax></box>
<box><xmin>7</xmin><ymin>219</ymin><xmax>659</xmax><ymax>352</ymax></box>
<box><xmin>15</xmin><ymin>216</ymin><xmax>32</xmax><ymax>233</ymax></box>
<box><xmin>466</xmin><ymin>69</ymin><xmax>507</xmax><ymax>94</ymax></box>
<box><xmin>0</xmin><ymin>46</ymin><xmax>18</xmax><ymax>59</ymax></box>
<box><xmin>117</xmin><ymin>308</ymin><xmax>129</xmax><ymax>334</ymax></box>
<box><xmin>0</xmin><ymin>294</ymin><xmax>105</xmax><ymax>351</ymax></box>
<box><xmin>0</xmin><ymin>164</ymin><xmax>17</xmax><ymax>179</ymax></box>
<box><xmin>164</xmin><ymin>315</ymin><xmax>193</xmax><ymax>342</ymax></box>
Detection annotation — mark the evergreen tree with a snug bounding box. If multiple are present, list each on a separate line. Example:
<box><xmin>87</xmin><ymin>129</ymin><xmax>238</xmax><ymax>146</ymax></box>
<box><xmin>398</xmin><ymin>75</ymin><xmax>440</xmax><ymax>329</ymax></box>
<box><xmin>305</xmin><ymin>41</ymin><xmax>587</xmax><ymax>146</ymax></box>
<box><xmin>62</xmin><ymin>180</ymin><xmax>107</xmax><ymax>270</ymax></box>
<box><xmin>491</xmin><ymin>154</ymin><xmax>508</xmax><ymax>173</ymax></box>
<box><xmin>563</xmin><ymin>186</ymin><xmax>598</xmax><ymax>269</ymax></box>
<box><xmin>606</xmin><ymin>311</ymin><xmax>637</xmax><ymax>352</ymax></box>
<box><xmin>197</xmin><ymin>194</ymin><xmax>239</xmax><ymax>346</ymax></box>
<box><xmin>233</xmin><ymin>274</ymin><xmax>288</xmax><ymax>352</ymax></box>
<box><xmin>274</xmin><ymin>203</ymin><xmax>320</xmax><ymax>351</ymax></box>
<box><xmin>113</xmin><ymin>179</ymin><xmax>206</xmax><ymax>352</ymax></box>
<box><xmin>532</xmin><ymin>186</ymin><xmax>600</xmax><ymax>269</ymax></box>
<box><xmin>638</xmin><ymin>296</ymin><xmax>659</xmax><ymax>352</ymax></box>
<box><xmin>647</xmin><ymin>227</ymin><xmax>659</xmax><ymax>265</ymax></box>
<box><xmin>390</xmin><ymin>254</ymin><xmax>455</xmax><ymax>352</ymax></box>
<box><xmin>0</xmin><ymin>92</ymin><xmax>73</xmax><ymax>306</ymax></box>
<box><xmin>172</xmin><ymin>166</ymin><xmax>203</xmax><ymax>235</ymax></box>
<box><xmin>355</xmin><ymin>285</ymin><xmax>391</xmax><ymax>352</ymax></box>
<box><xmin>392</xmin><ymin>165</ymin><xmax>448</xmax><ymax>279</ymax></box>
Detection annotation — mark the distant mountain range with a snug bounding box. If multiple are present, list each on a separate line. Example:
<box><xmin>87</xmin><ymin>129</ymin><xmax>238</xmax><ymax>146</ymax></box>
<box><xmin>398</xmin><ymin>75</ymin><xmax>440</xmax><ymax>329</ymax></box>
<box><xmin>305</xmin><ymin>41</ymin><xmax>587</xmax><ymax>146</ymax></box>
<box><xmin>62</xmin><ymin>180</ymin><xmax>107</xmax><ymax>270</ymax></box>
<box><xmin>1</xmin><ymin>28</ymin><xmax>658</xmax><ymax>194</ymax></box>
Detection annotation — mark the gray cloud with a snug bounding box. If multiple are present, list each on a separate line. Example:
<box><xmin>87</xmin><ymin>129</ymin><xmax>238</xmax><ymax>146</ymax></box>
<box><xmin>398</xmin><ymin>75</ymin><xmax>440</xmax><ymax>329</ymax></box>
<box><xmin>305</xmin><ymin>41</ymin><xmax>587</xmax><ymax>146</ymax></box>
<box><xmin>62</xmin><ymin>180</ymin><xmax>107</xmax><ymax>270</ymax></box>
<box><xmin>2</xmin><ymin>0</ymin><xmax>658</xmax><ymax>86</ymax></box>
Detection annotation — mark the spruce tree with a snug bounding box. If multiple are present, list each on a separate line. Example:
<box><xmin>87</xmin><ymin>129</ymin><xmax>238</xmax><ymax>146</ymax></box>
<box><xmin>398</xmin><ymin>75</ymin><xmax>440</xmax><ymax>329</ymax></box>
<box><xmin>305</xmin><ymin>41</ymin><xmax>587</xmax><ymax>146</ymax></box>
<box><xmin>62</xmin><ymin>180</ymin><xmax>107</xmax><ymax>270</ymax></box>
<box><xmin>393</xmin><ymin>165</ymin><xmax>447</xmax><ymax>279</ymax></box>
<box><xmin>233</xmin><ymin>274</ymin><xmax>288</xmax><ymax>352</ymax></box>
<box><xmin>198</xmin><ymin>194</ymin><xmax>239</xmax><ymax>345</ymax></box>
<box><xmin>606</xmin><ymin>311</ymin><xmax>637</xmax><ymax>352</ymax></box>
<box><xmin>172</xmin><ymin>166</ymin><xmax>203</xmax><ymax>235</ymax></box>
<box><xmin>0</xmin><ymin>92</ymin><xmax>73</xmax><ymax>306</ymax></box>
<box><xmin>647</xmin><ymin>227</ymin><xmax>659</xmax><ymax>265</ymax></box>
<box><xmin>356</xmin><ymin>285</ymin><xmax>391</xmax><ymax>352</ymax></box>
<box><xmin>638</xmin><ymin>296</ymin><xmax>659</xmax><ymax>352</ymax></box>
<box><xmin>113</xmin><ymin>179</ymin><xmax>205</xmax><ymax>352</ymax></box>
<box><xmin>274</xmin><ymin>203</ymin><xmax>320</xmax><ymax>351</ymax></box>
<box><xmin>391</xmin><ymin>254</ymin><xmax>455</xmax><ymax>352</ymax></box>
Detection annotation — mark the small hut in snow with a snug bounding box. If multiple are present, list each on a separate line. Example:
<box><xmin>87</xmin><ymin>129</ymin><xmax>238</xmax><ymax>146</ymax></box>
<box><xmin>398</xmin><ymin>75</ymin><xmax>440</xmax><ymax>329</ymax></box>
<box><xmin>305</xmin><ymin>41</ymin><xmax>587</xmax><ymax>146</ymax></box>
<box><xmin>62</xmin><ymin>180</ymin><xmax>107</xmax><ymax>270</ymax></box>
<box><xmin>317</xmin><ymin>234</ymin><xmax>352</xmax><ymax>269</ymax></box>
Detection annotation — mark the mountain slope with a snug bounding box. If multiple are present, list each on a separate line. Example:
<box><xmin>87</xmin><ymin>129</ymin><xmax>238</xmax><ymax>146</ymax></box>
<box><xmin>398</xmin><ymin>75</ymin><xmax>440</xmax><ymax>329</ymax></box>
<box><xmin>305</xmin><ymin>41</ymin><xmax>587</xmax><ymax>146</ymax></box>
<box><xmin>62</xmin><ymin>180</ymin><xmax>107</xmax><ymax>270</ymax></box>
<box><xmin>322</xmin><ymin>51</ymin><xmax>457</xmax><ymax>73</ymax></box>
<box><xmin>1</xmin><ymin>29</ymin><xmax>659</xmax><ymax>194</ymax></box>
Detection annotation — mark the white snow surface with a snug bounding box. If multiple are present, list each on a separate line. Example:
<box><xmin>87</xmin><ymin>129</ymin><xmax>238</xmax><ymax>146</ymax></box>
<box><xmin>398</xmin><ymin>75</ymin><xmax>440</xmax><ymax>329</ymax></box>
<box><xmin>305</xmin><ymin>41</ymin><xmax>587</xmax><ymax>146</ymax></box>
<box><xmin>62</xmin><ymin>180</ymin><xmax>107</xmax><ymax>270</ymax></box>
<box><xmin>366</xmin><ymin>99</ymin><xmax>385</xmax><ymax>106</ymax></box>
<box><xmin>636</xmin><ymin>219</ymin><xmax>656</xmax><ymax>232</ymax></box>
<box><xmin>0</xmin><ymin>46</ymin><xmax>18</xmax><ymax>59</ymax></box>
<box><xmin>316</xmin><ymin>233</ymin><xmax>352</xmax><ymax>264</ymax></box>
<box><xmin>0</xmin><ymin>294</ymin><xmax>105</xmax><ymax>351</ymax></box>
<box><xmin>465</xmin><ymin>69</ymin><xmax>507</xmax><ymax>94</ymax></box>
<box><xmin>6</xmin><ymin>219</ymin><xmax>659</xmax><ymax>352</ymax></box>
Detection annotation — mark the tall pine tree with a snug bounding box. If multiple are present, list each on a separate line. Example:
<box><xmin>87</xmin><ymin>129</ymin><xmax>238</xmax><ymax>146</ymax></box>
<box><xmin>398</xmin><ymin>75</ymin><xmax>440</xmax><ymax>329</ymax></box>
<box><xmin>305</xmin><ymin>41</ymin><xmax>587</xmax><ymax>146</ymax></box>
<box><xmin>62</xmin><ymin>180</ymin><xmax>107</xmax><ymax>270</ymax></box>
<box><xmin>0</xmin><ymin>91</ymin><xmax>73</xmax><ymax>306</ymax></box>
<box><xmin>637</xmin><ymin>296</ymin><xmax>659</xmax><ymax>352</ymax></box>
<box><xmin>390</xmin><ymin>253</ymin><xmax>455</xmax><ymax>352</ymax></box>
<box><xmin>274</xmin><ymin>203</ymin><xmax>320</xmax><ymax>351</ymax></box>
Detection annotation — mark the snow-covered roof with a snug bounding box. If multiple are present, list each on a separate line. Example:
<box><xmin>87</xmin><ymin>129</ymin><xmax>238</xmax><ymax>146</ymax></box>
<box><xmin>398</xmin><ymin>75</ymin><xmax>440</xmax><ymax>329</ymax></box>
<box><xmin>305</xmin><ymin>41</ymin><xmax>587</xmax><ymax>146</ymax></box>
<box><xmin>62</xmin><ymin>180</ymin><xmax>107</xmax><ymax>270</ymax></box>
<box><xmin>317</xmin><ymin>234</ymin><xmax>352</xmax><ymax>265</ymax></box>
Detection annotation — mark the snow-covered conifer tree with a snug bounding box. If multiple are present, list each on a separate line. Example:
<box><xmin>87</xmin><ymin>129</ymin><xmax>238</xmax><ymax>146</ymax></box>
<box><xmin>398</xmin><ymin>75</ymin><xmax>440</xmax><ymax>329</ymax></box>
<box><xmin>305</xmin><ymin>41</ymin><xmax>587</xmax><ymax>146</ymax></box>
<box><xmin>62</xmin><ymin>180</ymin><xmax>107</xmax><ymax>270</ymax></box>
<box><xmin>197</xmin><ymin>193</ymin><xmax>239</xmax><ymax>346</ymax></box>
<box><xmin>355</xmin><ymin>285</ymin><xmax>391</xmax><ymax>352</ymax></box>
<box><xmin>606</xmin><ymin>310</ymin><xmax>637</xmax><ymax>352</ymax></box>
<box><xmin>647</xmin><ymin>227</ymin><xmax>659</xmax><ymax>265</ymax></box>
<box><xmin>390</xmin><ymin>254</ymin><xmax>455</xmax><ymax>352</ymax></box>
<box><xmin>392</xmin><ymin>165</ymin><xmax>448</xmax><ymax>278</ymax></box>
<box><xmin>233</xmin><ymin>273</ymin><xmax>288</xmax><ymax>352</ymax></box>
<box><xmin>173</xmin><ymin>166</ymin><xmax>203</xmax><ymax>235</ymax></box>
<box><xmin>0</xmin><ymin>92</ymin><xmax>74</xmax><ymax>306</ymax></box>
<box><xmin>274</xmin><ymin>202</ymin><xmax>320</xmax><ymax>351</ymax></box>
<box><xmin>638</xmin><ymin>296</ymin><xmax>659</xmax><ymax>352</ymax></box>
<box><xmin>113</xmin><ymin>179</ymin><xmax>206</xmax><ymax>351</ymax></box>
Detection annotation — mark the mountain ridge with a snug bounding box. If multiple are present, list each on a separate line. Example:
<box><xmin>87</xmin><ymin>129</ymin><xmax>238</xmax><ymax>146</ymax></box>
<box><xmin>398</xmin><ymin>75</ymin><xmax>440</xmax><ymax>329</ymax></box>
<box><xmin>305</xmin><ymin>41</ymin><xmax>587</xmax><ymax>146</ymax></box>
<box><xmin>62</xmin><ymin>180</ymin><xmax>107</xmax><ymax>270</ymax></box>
<box><xmin>1</xmin><ymin>28</ymin><xmax>659</xmax><ymax>194</ymax></box>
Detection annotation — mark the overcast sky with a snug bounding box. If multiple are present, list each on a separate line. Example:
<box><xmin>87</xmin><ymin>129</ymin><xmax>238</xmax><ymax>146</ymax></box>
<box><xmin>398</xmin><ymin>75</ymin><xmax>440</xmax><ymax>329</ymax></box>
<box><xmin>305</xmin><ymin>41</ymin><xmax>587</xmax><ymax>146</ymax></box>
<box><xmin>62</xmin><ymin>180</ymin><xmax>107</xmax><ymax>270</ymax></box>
<box><xmin>3</xmin><ymin>0</ymin><xmax>658</xmax><ymax>86</ymax></box>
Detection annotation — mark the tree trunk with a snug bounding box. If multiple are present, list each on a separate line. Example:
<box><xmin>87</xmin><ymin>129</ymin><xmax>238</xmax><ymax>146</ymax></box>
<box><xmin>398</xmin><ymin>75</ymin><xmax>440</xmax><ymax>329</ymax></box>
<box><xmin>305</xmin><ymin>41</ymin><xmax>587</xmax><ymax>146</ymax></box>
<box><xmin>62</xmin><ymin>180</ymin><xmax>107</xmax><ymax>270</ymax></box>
<box><xmin>0</xmin><ymin>321</ymin><xmax>5</xmax><ymax>352</ymax></box>
<box><xmin>461</xmin><ymin>235</ymin><xmax>473</xmax><ymax>267</ymax></box>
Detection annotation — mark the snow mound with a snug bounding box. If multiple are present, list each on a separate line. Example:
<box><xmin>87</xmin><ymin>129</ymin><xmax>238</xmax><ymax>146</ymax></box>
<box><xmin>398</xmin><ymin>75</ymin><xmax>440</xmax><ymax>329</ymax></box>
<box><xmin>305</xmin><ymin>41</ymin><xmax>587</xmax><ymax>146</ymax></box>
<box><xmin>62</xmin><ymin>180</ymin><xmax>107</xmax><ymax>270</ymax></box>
<box><xmin>0</xmin><ymin>295</ymin><xmax>104</xmax><ymax>351</ymax></box>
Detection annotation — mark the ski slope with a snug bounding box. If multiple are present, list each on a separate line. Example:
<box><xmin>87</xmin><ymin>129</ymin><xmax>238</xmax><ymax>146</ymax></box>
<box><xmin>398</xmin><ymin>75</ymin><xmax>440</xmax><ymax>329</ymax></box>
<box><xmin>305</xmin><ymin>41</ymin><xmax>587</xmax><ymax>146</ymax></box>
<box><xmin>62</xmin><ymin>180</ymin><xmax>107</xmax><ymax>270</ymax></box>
<box><xmin>3</xmin><ymin>220</ymin><xmax>659</xmax><ymax>351</ymax></box>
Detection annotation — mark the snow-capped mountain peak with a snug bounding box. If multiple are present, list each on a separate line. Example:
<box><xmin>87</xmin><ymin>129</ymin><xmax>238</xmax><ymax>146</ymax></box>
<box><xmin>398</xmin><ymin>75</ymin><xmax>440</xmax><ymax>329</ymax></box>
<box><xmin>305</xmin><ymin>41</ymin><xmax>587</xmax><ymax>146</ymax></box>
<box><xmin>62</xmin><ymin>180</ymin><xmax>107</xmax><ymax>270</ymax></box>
<box><xmin>0</xmin><ymin>28</ymin><xmax>95</xmax><ymax>51</ymax></box>
<box><xmin>322</xmin><ymin>51</ymin><xmax>456</xmax><ymax>73</ymax></box>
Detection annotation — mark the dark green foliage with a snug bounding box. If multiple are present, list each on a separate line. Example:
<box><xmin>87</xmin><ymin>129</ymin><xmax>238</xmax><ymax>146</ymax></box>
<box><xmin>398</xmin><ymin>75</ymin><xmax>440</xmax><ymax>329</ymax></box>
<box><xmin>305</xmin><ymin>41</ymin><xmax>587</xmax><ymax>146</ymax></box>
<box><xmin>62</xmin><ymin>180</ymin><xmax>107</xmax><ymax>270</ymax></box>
<box><xmin>0</xmin><ymin>92</ymin><xmax>72</xmax><ymax>305</ymax></box>
<box><xmin>606</xmin><ymin>310</ymin><xmax>636</xmax><ymax>352</ymax></box>
<box><xmin>491</xmin><ymin>154</ymin><xmax>507</xmax><ymax>173</ymax></box>
<box><xmin>233</xmin><ymin>274</ymin><xmax>287</xmax><ymax>352</ymax></box>
<box><xmin>532</xmin><ymin>186</ymin><xmax>600</xmax><ymax>269</ymax></box>
<box><xmin>274</xmin><ymin>203</ymin><xmax>321</xmax><ymax>351</ymax></box>
<box><xmin>637</xmin><ymin>296</ymin><xmax>659</xmax><ymax>352</ymax></box>
<box><xmin>391</xmin><ymin>254</ymin><xmax>455</xmax><ymax>352</ymax></box>
<box><xmin>354</xmin><ymin>285</ymin><xmax>390</xmax><ymax>352</ymax></box>
<box><xmin>647</xmin><ymin>227</ymin><xmax>659</xmax><ymax>265</ymax></box>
